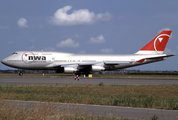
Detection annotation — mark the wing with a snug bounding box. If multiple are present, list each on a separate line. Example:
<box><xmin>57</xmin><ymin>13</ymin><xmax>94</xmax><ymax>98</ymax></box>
<box><xmin>45</xmin><ymin>61</ymin><xmax>133</xmax><ymax>73</ymax></box>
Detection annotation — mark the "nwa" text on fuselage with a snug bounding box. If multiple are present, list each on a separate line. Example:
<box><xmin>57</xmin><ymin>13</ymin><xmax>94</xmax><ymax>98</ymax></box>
<box><xmin>28</xmin><ymin>56</ymin><xmax>46</xmax><ymax>61</ymax></box>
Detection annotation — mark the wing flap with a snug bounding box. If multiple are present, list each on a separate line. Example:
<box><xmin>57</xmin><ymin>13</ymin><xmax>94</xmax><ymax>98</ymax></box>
<box><xmin>104</xmin><ymin>62</ymin><xmax>131</xmax><ymax>65</ymax></box>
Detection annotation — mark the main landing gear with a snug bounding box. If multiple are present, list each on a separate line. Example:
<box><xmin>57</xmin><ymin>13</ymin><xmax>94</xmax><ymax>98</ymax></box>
<box><xmin>19</xmin><ymin>72</ymin><xmax>23</xmax><ymax>76</ymax></box>
<box><xmin>74</xmin><ymin>71</ymin><xmax>91</xmax><ymax>80</ymax></box>
<box><xmin>18</xmin><ymin>69</ymin><xmax>23</xmax><ymax>76</ymax></box>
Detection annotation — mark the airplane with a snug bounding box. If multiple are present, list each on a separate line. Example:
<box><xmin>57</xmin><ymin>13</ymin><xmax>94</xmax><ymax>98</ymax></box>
<box><xmin>1</xmin><ymin>30</ymin><xmax>175</xmax><ymax>79</ymax></box>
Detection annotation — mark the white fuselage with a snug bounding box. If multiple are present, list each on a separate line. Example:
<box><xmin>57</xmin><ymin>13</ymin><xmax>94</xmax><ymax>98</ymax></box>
<box><xmin>1</xmin><ymin>51</ymin><xmax>168</xmax><ymax>73</ymax></box>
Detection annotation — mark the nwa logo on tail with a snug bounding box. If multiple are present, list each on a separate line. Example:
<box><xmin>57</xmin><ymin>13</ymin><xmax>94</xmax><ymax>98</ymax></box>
<box><xmin>136</xmin><ymin>30</ymin><xmax>172</xmax><ymax>54</ymax></box>
<box><xmin>154</xmin><ymin>34</ymin><xmax>170</xmax><ymax>52</ymax></box>
<box><xmin>22</xmin><ymin>52</ymin><xmax>46</xmax><ymax>63</ymax></box>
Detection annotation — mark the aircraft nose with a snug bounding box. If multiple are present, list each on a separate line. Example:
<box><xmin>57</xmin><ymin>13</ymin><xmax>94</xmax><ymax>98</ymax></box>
<box><xmin>1</xmin><ymin>58</ymin><xmax>8</xmax><ymax>65</ymax></box>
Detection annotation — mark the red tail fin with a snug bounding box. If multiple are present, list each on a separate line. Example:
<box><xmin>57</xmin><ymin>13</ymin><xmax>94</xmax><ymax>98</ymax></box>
<box><xmin>135</xmin><ymin>30</ymin><xmax>172</xmax><ymax>54</ymax></box>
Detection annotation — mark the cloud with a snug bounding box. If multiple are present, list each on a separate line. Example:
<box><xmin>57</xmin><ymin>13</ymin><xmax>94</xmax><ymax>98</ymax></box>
<box><xmin>49</xmin><ymin>5</ymin><xmax>111</xmax><ymax>26</ymax></box>
<box><xmin>0</xmin><ymin>25</ymin><xmax>8</xmax><ymax>29</ymax></box>
<box><xmin>75</xmin><ymin>34</ymin><xmax>81</xmax><ymax>39</ymax></box>
<box><xmin>101</xmin><ymin>48</ymin><xmax>113</xmax><ymax>54</ymax></box>
<box><xmin>7</xmin><ymin>41</ymin><xmax>13</xmax><ymax>44</ymax></box>
<box><xmin>89</xmin><ymin>35</ymin><xmax>105</xmax><ymax>44</ymax></box>
<box><xmin>17</xmin><ymin>18</ymin><xmax>28</xmax><ymax>28</ymax></box>
<box><xmin>30</xmin><ymin>39</ymin><xmax>35</xmax><ymax>42</ymax></box>
<box><xmin>56</xmin><ymin>38</ymin><xmax>79</xmax><ymax>48</ymax></box>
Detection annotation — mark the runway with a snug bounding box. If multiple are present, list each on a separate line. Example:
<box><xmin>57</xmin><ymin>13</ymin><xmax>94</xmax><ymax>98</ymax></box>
<box><xmin>0</xmin><ymin>76</ymin><xmax>178</xmax><ymax>85</ymax></box>
<box><xmin>2</xmin><ymin>100</ymin><xmax>178</xmax><ymax>119</ymax></box>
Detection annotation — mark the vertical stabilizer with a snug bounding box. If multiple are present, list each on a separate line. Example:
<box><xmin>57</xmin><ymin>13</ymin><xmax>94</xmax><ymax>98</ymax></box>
<box><xmin>135</xmin><ymin>30</ymin><xmax>172</xmax><ymax>54</ymax></box>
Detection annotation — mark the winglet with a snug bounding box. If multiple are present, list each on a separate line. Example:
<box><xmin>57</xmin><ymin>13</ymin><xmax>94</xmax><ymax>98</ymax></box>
<box><xmin>135</xmin><ymin>30</ymin><xmax>172</xmax><ymax>54</ymax></box>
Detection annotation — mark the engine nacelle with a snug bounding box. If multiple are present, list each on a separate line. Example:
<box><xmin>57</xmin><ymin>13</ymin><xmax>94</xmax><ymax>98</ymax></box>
<box><xmin>92</xmin><ymin>65</ymin><xmax>105</xmax><ymax>72</ymax></box>
<box><xmin>56</xmin><ymin>67</ymin><xmax>64</xmax><ymax>73</ymax></box>
<box><xmin>64</xmin><ymin>67</ymin><xmax>77</xmax><ymax>73</ymax></box>
<box><xmin>56</xmin><ymin>67</ymin><xmax>77</xmax><ymax>73</ymax></box>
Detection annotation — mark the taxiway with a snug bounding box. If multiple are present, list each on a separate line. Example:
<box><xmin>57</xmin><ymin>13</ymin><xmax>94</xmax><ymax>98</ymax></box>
<box><xmin>0</xmin><ymin>76</ymin><xmax>178</xmax><ymax>85</ymax></box>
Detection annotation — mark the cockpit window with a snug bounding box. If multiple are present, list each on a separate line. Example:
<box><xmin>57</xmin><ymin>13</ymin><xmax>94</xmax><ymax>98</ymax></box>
<box><xmin>12</xmin><ymin>52</ymin><xmax>18</xmax><ymax>54</ymax></box>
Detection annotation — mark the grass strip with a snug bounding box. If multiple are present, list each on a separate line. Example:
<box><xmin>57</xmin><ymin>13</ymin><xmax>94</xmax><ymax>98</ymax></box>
<box><xmin>0</xmin><ymin>84</ymin><xmax>178</xmax><ymax>110</ymax></box>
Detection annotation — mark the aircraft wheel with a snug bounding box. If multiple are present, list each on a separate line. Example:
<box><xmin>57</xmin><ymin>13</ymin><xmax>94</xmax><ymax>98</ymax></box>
<box><xmin>75</xmin><ymin>74</ymin><xmax>81</xmax><ymax>76</ymax></box>
<box><xmin>19</xmin><ymin>72</ymin><xmax>23</xmax><ymax>76</ymax></box>
<box><xmin>75</xmin><ymin>72</ymin><xmax>81</xmax><ymax>76</ymax></box>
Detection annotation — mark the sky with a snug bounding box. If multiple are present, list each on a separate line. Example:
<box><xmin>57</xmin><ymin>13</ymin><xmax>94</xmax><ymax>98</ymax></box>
<box><xmin>0</xmin><ymin>0</ymin><xmax>177</xmax><ymax>71</ymax></box>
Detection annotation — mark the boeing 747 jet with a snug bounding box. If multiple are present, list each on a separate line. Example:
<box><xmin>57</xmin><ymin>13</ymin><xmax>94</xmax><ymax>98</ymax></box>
<box><xmin>1</xmin><ymin>30</ymin><xmax>175</xmax><ymax>78</ymax></box>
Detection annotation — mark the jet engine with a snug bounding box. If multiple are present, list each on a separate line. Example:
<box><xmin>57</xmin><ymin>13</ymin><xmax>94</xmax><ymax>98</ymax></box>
<box><xmin>92</xmin><ymin>65</ymin><xmax>105</xmax><ymax>72</ymax></box>
<box><xmin>64</xmin><ymin>67</ymin><xmax>77</xmax><ymax>73</ymax></box>
<box><xmin>56</xmin><ymin>67</ymin><xmax>77</xmax><ymax>73</ymax></box>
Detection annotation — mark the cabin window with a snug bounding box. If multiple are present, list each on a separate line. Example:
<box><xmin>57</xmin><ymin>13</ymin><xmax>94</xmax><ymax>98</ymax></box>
<box><xmin>12</xmin><ymin>52</ymin><xmax>18</xmax><ymax>54</ymax></box>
